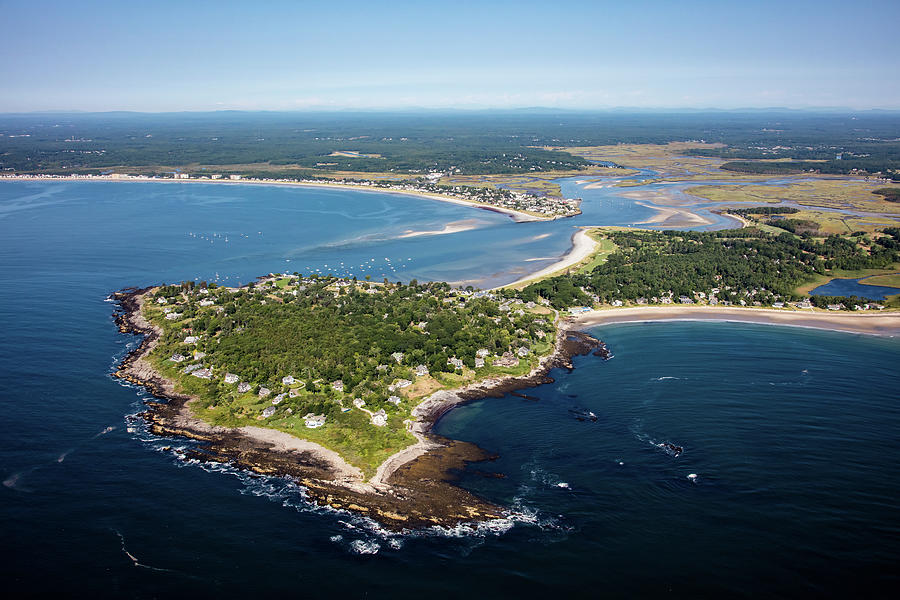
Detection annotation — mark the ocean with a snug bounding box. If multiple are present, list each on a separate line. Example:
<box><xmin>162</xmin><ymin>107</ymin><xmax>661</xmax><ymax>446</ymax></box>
<box><xmin>1</xmin><ymin>181</ymin><xmax>898</xmax><ymax>598</ymax></box>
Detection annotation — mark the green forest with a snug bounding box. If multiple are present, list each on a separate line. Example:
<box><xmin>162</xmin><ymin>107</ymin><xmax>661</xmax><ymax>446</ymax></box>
<box><xmin>143</xmin><ymin>276</ymin><xmax>555</xmax><ymax>474</ymax></box>
<box><xmin>3</xmin><ymin>110</ymin><xmax>899</xmax><ymax>178</ymax></box>
<box><xmin>520</xmin><ymin>228</ymin><xmax>900</xmax><ymax>309</ymax></box>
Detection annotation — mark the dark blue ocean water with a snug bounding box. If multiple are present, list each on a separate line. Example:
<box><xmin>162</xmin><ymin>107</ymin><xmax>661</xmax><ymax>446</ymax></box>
<box><xmin>1</xmin><ymin>182</ymin><xmax>899</xmax><ymax>598</ymax></box>
<box><xmin>811</xmin><ymin>276</ymin><xmax>900</xmax><ymax>301</ymax></box>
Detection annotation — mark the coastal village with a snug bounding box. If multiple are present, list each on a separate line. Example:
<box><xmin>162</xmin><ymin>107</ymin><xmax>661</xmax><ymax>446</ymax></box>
<box><xmin>566</xmin><ymin>288</ymin><xmax>886</xmax><ymax>313</ymax></box>
<box><xmin>142</xmin><ymin>274</ymin><xmax>558</xmax><ymax>473</ymax></box>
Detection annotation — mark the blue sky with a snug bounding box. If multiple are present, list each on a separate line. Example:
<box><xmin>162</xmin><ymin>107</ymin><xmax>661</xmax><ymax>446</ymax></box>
<box><xmin>1</xmin><ymin>0</ymin><xmax>897</xmax><ymax>112</ymax></box>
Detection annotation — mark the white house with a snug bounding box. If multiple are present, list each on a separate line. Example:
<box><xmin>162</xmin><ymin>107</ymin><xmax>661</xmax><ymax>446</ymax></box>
<box><xmin>304</xmin><ymin>414</ymin><xmax>326</xmax><ymax>428</ymax></box>
<box><xmin>371</xmin><ymin>409</ymin><xmax>388</xmax><ymax>427</ymax></box>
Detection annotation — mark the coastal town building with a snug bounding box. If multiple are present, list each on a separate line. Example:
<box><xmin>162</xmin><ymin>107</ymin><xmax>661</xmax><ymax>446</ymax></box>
<box><xmin>389</xmin><ymin>379</ymin><xmax>412</xmax><ymax>391</ymax></box>
<box><xmin>305</xmin><ymin>414</ymin><xmax>326</xmax><ymax>428</ymax></box>
<box><xmin>493</xmin><ymin>352</ymin><xmax>520</xmax><ymax>367</ymax></box>
<box><xmin>191</xmin><ymin>368</ymin><xmax>212</xmax><ymax>379</ymax></box>
<box><xmin>371</xmin><ymin>409</ymin><xmax>388</xmax><ymax>427</ymax></box>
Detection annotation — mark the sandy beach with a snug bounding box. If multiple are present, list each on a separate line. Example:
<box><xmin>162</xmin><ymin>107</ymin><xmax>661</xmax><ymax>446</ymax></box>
<box><xmin>502</xmin><ymin>228</ymin><xmax>599</xmax><ymax>288</ymax></box>
<box><xmin>572</xmin><ymin>306</ymin><xmax>900</xmax><ymax>336</ymax></box>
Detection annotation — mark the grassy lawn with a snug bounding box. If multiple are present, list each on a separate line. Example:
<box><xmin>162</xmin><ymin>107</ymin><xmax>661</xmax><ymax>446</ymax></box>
<box><xmin>577</xmin><ymin>234</ymin><xmax>618</xmax><ymax>275</ymax></box>
<box><xmin>860</xmin><ymin>273</ymin><xmax>900</xmax><ymax>288</ymax></box>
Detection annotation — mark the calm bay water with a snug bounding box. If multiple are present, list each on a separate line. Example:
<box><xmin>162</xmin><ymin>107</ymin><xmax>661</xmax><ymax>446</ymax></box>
<box><xmin>811</xmin><ymin>276</ymin><xmax>900</xmax><ymax>300</ymax></box>
<box><xmin>1</xmin><ymin>181</ymin><xmax>899</xmax><ymax>598</ymax></box>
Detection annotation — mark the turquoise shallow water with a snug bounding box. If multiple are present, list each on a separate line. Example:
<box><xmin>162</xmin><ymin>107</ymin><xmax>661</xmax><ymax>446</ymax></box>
<box><xmin>1</xmin><ymin>181</ymin><xmax>899</xmax><ymax>598</ymax></box>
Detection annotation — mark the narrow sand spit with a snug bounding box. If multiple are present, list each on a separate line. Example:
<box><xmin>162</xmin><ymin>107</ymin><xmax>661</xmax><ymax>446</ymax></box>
<box><xmin>501</xmin><ymin>228</ymin><xmax>599</xmax><ymax>288</ymax></box>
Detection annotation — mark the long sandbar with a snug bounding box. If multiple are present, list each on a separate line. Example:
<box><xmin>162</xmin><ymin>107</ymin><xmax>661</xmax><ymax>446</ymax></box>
<box><xmin>572</xmin><ymin>306</ymin><xmax>900</xmax><ymax>336</ymax></box>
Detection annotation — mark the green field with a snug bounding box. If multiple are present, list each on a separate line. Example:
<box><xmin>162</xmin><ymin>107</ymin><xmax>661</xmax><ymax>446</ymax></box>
<box><xmin>860</xmin><ymin>273</ymin><xmax>900</xmax><ymax>288</ymax></box>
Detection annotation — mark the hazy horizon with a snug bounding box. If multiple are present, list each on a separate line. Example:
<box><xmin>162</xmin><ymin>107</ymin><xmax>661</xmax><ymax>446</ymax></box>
<box><xmin>2</xmin><ymin>0</ymin><xmax>897</xmax><ymax>113</ymax></box>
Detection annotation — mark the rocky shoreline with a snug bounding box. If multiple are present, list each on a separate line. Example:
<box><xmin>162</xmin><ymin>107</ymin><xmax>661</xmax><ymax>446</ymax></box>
<box><xmin>111</xmin><ymin>287</ymin><xmax>608</xmax><ymax>530</ymax></box>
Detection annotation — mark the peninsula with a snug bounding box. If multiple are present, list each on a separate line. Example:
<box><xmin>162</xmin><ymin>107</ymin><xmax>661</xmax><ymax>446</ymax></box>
<box><xmin>113</xmin><ymin>275</ymin><xmax>607</xmax><ymax>528</ymax></box>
